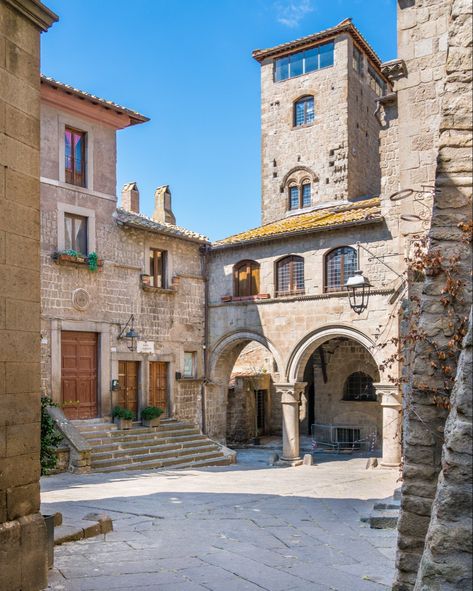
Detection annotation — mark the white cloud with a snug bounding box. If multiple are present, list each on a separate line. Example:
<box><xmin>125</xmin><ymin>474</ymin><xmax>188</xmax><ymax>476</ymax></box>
<box><xmin>275</xmin><ymin>0</ymin><xmax>314</xmax><ymax>28</ymax></box>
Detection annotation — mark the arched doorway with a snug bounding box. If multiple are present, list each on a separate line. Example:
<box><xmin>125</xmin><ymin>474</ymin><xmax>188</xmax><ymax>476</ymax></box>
<box><xmin>299</xmin><ymin>337</ymin><xmax>381</xmax><ymax>454</ymax></box>
<box><xmin>207</xmin><ymin>331</ymin><xmax>283</xmax><ymax>444</ymax></box>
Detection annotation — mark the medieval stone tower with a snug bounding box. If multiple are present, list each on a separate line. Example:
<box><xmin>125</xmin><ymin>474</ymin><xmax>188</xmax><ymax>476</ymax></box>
<box><xmin>253</xmin><ymin>19</ymin><xmax>388</xmax><ymax>225</ymax></box>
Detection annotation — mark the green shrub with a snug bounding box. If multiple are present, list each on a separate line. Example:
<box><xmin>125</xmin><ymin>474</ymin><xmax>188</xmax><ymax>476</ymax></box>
<box><xmin>40</xmin><ymin>396</ymin><xmax>62</xmax><ymax>475</ymax></box>
<box><xmin>112</xmin><ymin>406</ymin><xmax>134</xmax><ymax>420</ymax></box>
<box><xmin>87</xmin><ymin>251</ymin><xmax>99</xmax><ymax>272</ymax></box>
<box><xmin>141</xmin><ymin>406</ymin><xmax>164</xmax><ymax>420</ymax></box>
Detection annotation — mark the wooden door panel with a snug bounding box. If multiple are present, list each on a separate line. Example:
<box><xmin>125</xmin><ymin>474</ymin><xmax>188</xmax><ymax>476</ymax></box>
<box><xmin>118</xmin><ymin>361</ymin><xmax>138</xmax><ymax>418</ymax></box>
<box><xmin>61</xmin><ymin>331</ymin><xmax>98</xmax><ymax>420</ymax></box>
<box><xmin>149</xmin><ymin>362</ymin><xmax>168</xmax><ymax>416</ymax></box>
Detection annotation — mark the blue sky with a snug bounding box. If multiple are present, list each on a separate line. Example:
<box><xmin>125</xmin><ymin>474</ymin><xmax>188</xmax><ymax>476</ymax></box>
<box><xmin>41</xmin><ymin>0</ymin><xmax>397</xmax><ymax>241</ymax></box>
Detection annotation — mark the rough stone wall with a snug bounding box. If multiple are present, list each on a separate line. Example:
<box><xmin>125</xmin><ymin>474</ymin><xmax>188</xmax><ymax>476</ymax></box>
<box><xmin>260</xmin><ymin>33</ymin><xmax>383</xmax><ymax>225</ymax></box>
<box><xmin>393</xmin><ymin>0</ymin><xmax>473</xmax><ymax>588</ymax></box>
<box><xmin>227</xmin><ymin>374</ymin><xmax>272</xmax><ymax>443</ymax></box>
<box><xmin>0</xmin><ymin>1</ymin><xmax>55</xmax><ymax>589</ymax></box>
<box><xmin>415</xmin><ymin>310</ymin><xmax>472</xmax><ymax>590</ymax></box>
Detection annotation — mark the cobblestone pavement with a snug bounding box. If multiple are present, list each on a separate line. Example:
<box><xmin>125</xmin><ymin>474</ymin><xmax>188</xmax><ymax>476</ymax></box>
<box><xmin>42</xmin><ymin>451</ymin><xmax>399</xmax><ymax>591</ymax></box>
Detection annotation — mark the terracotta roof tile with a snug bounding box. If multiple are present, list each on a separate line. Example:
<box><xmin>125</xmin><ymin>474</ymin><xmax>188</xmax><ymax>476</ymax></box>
<box><xmin>213</xmin><ymin>198</ymin><xmax>382</xmax><ymax>248</ymax></box>
<box><xmin>115</xmin><ymin>208</ymin><xmax>209</xmax><ymax>243</ymax></box>
<box><xmin>41</xmin><ymin>75</ymin><xmax>149</xmax><ymax>125</ymax></box>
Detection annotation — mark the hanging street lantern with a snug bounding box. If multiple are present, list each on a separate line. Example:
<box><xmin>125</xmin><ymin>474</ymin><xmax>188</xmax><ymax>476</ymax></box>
<box><xmin>118</xmin><ymin>314</ymin><xmax>140</xmax><ymax>351</ymax></box>
<box><xmin>346</xmin><ymin>270</ymin><xmax>372</xmax><ymax>315</ymax></box>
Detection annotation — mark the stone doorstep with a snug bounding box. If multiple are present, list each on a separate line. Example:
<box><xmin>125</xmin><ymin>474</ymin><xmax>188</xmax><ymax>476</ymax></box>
<box><xmin>53</xmin><ymin>513</ymin><xmax>113</xmax><ymax>546</ymax></box>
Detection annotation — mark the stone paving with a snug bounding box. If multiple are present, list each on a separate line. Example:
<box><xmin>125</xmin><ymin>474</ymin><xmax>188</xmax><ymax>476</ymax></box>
<box><xmin>42</xmin><ymin>450</ymin><xmax>399</xmax><ymax>591</ymax></box>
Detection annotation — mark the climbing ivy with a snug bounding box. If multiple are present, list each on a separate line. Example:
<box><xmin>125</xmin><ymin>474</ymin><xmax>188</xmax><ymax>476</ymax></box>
<box><xmin>40</xmin><ymin>396</ymin><xmax>63</xmax><ymax>475</ymax></box>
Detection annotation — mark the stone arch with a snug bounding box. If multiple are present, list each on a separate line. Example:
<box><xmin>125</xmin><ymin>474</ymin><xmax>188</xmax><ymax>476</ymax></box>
<box><xmin>287</xmin><ymin>324</ymin><xmax>378</xmax><ymax>383</ymax></box>
<box><xmin>279</xmin><ymin>166</ymin><xmax>318</xmax><ymax>193</ymax></box>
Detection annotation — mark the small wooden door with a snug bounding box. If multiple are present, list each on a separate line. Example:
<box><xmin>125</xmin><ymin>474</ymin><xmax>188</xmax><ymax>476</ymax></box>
<box><xmin>61</xmin><ymin>331</ymin><xmax>98</xmax><ymax>420</ymax></box>
<box><xmin>118</xmin><ymin>361</ymin><xmax>139</xmax><ymax>418</ymax></box>
<box><xmin>149</xmin><ymin>361</ymin><xmax>168</xmax><ymax>416</ymax></box>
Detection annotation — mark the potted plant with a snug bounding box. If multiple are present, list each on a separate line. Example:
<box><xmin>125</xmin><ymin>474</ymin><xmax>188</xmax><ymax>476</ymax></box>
<box><xmin>112</xmin><ymin>406</ymin><xmax>134</xmax><ymax>429</ymax></box>
<box><xmin>141</xmin><ymin>406</ymin><xmax>164</xmax><ymax>428</ymax></box>
<box><xmin>140</xmin><ymin>273</ymin><xmax>151</xmax><ymax>286</ymax></box>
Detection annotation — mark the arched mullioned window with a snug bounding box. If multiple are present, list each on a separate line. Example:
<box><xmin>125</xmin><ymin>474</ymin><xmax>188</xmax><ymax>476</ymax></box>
<box><xmin>233</xmin><ymin>260</ymin><xmax>260</xmax><ymax>297</ymax></box>
<box><xmin>343</xmin><ymin>372</ymin><xmax>376</xmax><ymax>401</ymax></box>
<box><xmin>276</xmin><ymin>255</ymin><xmax>304</xmax><ymax>296</ymax></box>
<box><xmin>294</xmin><ymin>96</ymin><xmax>315</xmax><ymax>127</ymax></box>
<box><xmin>288</xmin><ymin>180</ymin><xmax>312</xmax><ymax>210</ymax></box>
<box><xmin>325</xmin><ymin>246</ymin><xmax>357</xmax><ymax>292</ymax></box>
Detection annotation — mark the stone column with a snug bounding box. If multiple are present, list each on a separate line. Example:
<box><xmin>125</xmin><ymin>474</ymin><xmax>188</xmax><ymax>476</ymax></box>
<box><xmin>275</xmin><ymin>383</ymin><xmax>306</xmax><ymax>465</ymax></box>
<box><xmin>376</xmin><ymin>384</ymin><xmax>402</xmax><ymax>467</ymax></box>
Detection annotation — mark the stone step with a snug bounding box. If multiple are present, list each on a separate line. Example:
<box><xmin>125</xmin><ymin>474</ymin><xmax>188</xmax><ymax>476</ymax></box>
<box><xmin>85</xmin><ymin>430</ymin><xmax>205</xmax><ymax>446</ymax></box>
<box><xmin>367</xmin><ymin>509</ymin><xmax>400</xmax><ymax>529</ymax></box>
<box><xmin>374</xmin><ymin>500</ymin><xmax>401</xmax><ymax>511</ymax></box>
<box><xmin>86</xmin><ymin>433</ymin><xmax>209</xmax><ymax>453</ymax></box>
<box><xmin>91</xmin><ymin>441</ymin><xmax>220</xmax><ymax>461</ymax></box>
<box><xmin>93</xmin><ymin>453</ymin><xmax>232</xmax><ymax>474</ymax></box>
<box><xmin>91</xmin><ymin>448</ymin><xmax>225</xmax><ymax>470</ymax></box>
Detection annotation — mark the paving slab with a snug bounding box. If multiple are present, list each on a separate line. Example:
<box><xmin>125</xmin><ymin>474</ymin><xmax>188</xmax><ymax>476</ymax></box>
<box><xmin>43</xmin><ymin>450</ymin><xmax>398</xmax><ymax>590</ymax></box>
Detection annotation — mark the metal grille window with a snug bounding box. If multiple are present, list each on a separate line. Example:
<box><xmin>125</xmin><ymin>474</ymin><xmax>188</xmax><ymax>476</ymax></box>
<box><xmin>150</xmin><ymin>248</ymin><xmax>167</xmax><ymax>288</ymax></box>
<box><xmin>325</xmin><ymin>246</ymin><xmax>357</xmax><ymax>292</ymax></box>
<box><xmin>64</xmin><ymin>213</ymin><xmax>88</xmax><ymax>255</ymax></box>
<box><xmin>294</xmin><ymin>96</ymin><xmax>315</xmax><ymax>126</ymax></box>
<box><xmin>276</xmin><ymin>256</ymin><xmax>304</xmax><ymax>296</ymax></box>
<box><xmin>343</xmin><ymin>372</ymin><xmax>376</xmax><ymax>401</ymax></box>
<box><xmin>65</xmin><ymin>127</ymin><xmax>86</xmax><ymax>187</ymax></box>
<box><xmin>234</xmin><ymin>260</ymin><xmax>260</xmax><ymax>297</ymax></box>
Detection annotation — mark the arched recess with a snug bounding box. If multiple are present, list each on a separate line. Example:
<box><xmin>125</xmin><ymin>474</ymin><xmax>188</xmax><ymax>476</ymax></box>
<box><xmin>287</xmin><ymin>324</ymin><xmax>378</xmax><ymax>383</ymax></box>
<box><xmin>279</xmin><ymin>166</ymin><xmax>318</xmax><ymax>193</ymax></box>
<box><xmin>210</xmin><ymin>330</ymin><xmax>283</xmax><ymax>382</ymax></box>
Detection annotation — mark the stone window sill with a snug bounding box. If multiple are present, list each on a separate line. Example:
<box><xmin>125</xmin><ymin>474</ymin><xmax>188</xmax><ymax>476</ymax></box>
<box><xmin>221</xmin><ymin>294</ymin><xmax>270</xmax><ymax>303</ymax></box>
<box><xmin>141</xmin><ymin>284</ymin><xmax>176</xmax><ymax>294</ymax></box>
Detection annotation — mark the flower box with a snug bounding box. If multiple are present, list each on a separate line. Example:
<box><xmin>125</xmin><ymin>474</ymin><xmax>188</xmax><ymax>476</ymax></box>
<box><xmin>114</xmin><ymin>417</ymin><xmax>133</xmax><ymax>430</ymax></box>
<box><xmin>142</xmin><ymin>417</ymin><xmax>161</xmax><ymax>428</ymax></box>
<box><xmin>52</xmin><ymin>252</ymin><xmax>103</xmax><ymax>270</ymax></box>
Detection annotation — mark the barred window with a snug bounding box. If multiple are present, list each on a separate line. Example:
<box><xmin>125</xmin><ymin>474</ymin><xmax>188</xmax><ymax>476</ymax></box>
<box><xmin>343</xmin><ymin>372</ymin><xmax>376</xmax><ymax>401</ymax></box>
<box><xmin>325</xmin><ymin>246</ymin><xmax>357</xmax><ymax>292</ymax></box>
<box><xmin>276</xmin><ymin>256</ymin><xmax>304</xmax><ymax>296</ymax></box>
<box><xmin>294</xmin><ymin>96</ymin><xmax>315</xmax><ymax>127</ymax></box>
<box><xmin>234</xmin><ymin>260</ymin><xmax>260</xmax><ymax>297</ymax></box>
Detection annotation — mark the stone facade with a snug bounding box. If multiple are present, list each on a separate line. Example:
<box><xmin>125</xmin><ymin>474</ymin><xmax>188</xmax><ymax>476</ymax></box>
<box><xmin>0</xmin><ymin>2</ymin><xmax>57</xmax><ymax>590</ymax></box>
<box><xmin>39</xmin><ymin>81</ymin><xmax>207</xmax><ymax>428</ymax></box>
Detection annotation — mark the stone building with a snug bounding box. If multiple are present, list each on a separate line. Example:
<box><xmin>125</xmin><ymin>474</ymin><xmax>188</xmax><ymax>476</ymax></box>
<box><xmin>205</xmin><ymin>20</ymin><xmax>406</xmax><ymax>467</ymax></box>
<box><xmin>0</xmin><ymin>1</ymin><xmax>57</xmax><ymax>590</ymax></box>
<box><xmin>39</xmin><ymin>76</ymin><xmax>209</xmax><ymax>429</ymax></box>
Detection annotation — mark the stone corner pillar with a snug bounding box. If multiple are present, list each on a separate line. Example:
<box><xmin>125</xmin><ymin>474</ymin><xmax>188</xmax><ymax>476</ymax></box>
<box><xmin>375</xmin><ymin>383</ymin><xmax>402</xmax><ymax>467</ymax></box>
<box><xmin>275</xmin><ymin>382</ymin><xmax>306</xmax><ymax>466</ymax></box>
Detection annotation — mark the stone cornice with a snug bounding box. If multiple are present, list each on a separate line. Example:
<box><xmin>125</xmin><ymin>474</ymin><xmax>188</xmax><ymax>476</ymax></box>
<box><xmin>5</xmin><ymin>0</ymin><xmax>58</xmax><ymax>31</ymax></box>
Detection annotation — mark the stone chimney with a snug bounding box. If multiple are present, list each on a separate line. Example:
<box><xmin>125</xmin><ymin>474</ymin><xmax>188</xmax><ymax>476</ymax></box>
<box><xmin>121</xmin><ymin>182</ymin><xmax>140</xmax><ymax>213</ymax></box>
<box><xmin>152</xmin><ymin>185</ymin><xmax>176</xmax><ymax>225</ymax></box>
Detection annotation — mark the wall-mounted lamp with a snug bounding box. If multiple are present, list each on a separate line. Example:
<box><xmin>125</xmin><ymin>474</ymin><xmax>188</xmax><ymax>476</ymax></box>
<box><xmin>345</xmin><ymin>242</ymin><xmax>405</xmax><ymax>315</ymax></box>
<box><xmin>345</xmin><ymin>270</ymin><xmax>372</xmax><ymax>315</ymax></box>
<box><xmin>118</xmin><ymin>314</ymin><xmax>140</xmax><ymax>351</ymax></box>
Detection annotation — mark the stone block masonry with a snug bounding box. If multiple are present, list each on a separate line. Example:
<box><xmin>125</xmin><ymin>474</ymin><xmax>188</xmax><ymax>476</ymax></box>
<box><xmin>0</xmin><ymin>2</ymin><xmax>57</xmax><ymax>590</ymax></box>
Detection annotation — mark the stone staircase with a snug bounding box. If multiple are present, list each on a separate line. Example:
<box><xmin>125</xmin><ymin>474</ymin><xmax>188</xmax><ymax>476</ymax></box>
<box><xmin>72</xmin><ymin>418</ymin><xmax>235</xmax><ymax>473</ymax></box>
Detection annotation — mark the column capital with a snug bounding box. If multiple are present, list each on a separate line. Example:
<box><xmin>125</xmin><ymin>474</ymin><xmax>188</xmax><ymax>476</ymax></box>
<box><xmin>374</xmin><ymin>383</ymin><xmax>401</xmax><ymax>408</ymax></box>
<box><xmin>274</xmin><ymin>382</ymin><xmax>307</xmax><ymax>404</ymax></box>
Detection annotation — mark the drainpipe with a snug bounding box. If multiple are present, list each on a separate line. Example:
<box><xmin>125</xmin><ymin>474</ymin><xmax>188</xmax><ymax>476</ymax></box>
<box><xmin>199</xmin><ymin>243</ymin><xmax>211</xmax><ymax>434</ymax></box>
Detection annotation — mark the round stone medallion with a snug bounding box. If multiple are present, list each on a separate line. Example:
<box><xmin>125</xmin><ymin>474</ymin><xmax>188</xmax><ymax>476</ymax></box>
<box><xmin>72</xmin><ymin>288</ymin><xmax>90</xmax><ymax>311</ymax></box>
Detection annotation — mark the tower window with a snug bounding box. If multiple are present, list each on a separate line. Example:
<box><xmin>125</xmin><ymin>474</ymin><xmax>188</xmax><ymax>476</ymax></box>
<box><xmin>274</xmin><ymin>41</ymin><xmax>334</xmax><ymax>82</ymax></box>
<box><xmin>353</xmin><ymin>45</ymin><xmax>363</xmax><ymax>75</ymax></box>
<box><xmin>289</xmin><ymin>186</ymin><xmax>299</xmax><ymax>210</ymax></box>
<box><xmin>294</xmin><ymin>96</ymin><xmax>315</xmax><ymax>127</ymax></box>
<box><xmin>368</xmin><ymin>65</ymin><xmax>386</xmax><ymax>96</ymax></box>
<box><xmin>288</xmin><ymin>182</ymin><xmax>312</xmax><ymax>210</ymax></box>
<box><xmin>302</xmin><ymin>183</ymin><xmax>311</xmax><ymax>207</ymax></box>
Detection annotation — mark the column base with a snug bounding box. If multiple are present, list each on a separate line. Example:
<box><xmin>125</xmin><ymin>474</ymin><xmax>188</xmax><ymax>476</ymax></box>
<box><xmin>380</xmin><ymin>460</ymin><xmax>401</xmax><ymax>468</ymax></box>
<box><xmin>278</xmin><ymin>457</ymin><xmax>303</xmax><ymax>467</ymax></box>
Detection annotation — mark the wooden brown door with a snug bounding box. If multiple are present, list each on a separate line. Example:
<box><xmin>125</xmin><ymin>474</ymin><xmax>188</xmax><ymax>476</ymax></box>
<box><xmin>118</xmin><ymin>361</ymin><xmax>139</xmax><ymax>418</ymax></box>
<box><xmin>61</xmin><ymin>331</ymin><xmax>98</xmax><ymax>420</ymax></box>
<box><xmin>149</xmin><ymin>361</ymin><xmax>168</xmax><ymax>416</ymax></box>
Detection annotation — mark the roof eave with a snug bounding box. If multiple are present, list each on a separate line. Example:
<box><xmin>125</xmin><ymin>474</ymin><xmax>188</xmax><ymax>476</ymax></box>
<box><xmin>211</xmin><ymin>215</ymin><xmax>384</xmax><ymax>251</ymax></box>
<box><xmin>115</xmin><ymin>216</ymin><xmax>209</xmax><ymax>245</ymax></box>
